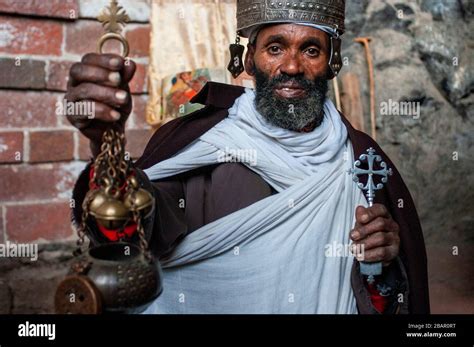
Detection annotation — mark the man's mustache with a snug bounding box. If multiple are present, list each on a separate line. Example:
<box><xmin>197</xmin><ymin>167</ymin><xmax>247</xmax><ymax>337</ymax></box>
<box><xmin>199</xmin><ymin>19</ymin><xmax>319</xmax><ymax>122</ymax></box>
<box><xmin>264</xmin><ymin>74</ymin><xmax>319</xmax><ymax>92</ymax></box>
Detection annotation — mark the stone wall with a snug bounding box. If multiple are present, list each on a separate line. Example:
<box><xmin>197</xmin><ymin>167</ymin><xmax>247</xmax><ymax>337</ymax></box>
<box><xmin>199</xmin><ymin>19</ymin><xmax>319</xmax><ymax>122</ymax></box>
<box><xmin>344</xmin><ymin>0</ymin><xmax>473</xmax><ymax>243</ymax></box>
<box><xmin>341</xmin><ymin>0</ymin><xmax>473</xmax><ymax>313</ymax></box>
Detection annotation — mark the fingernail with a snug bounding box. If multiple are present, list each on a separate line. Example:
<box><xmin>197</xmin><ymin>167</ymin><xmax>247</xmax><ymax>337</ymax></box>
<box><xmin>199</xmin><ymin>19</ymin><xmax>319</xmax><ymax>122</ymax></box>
<box><xmin>110</xmin><ymin>110</ymin><xmax>121</xmax><ymax>120</ymax></box>
<box><xmin>110</xmin><ymin>58</ymin><xmax>121</xmax><ymax>68</ymax></box>
<box><xmin>361</xmin><ymin>214</ymin><xmax>369</xmax><ymax>223</ymax></box>
<box><xmin>351</xmin><ymin>230</ymin><xmax>360</xmax><ymax>240</ymax></box>
<box><xmin>109</xmin><ymin>72</ymin><xmax>121</xmax><ymax>84</ymax></box>
<box><xmin>115</xmin><ymin>90</ymin><xmax>127</xmax><ymax>101</ymax></box>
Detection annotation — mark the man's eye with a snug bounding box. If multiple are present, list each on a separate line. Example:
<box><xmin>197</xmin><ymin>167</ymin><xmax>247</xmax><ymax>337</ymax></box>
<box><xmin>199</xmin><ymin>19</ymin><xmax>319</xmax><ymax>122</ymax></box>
<box><xmin>305</xmin><ymin>48</ymin><xmax>320</xmax><ymax>57</ymax></box>
<box><xmin>268</xmin><ymin>46</ymin><xmax>281</xmax><ymax>54</ymax></box>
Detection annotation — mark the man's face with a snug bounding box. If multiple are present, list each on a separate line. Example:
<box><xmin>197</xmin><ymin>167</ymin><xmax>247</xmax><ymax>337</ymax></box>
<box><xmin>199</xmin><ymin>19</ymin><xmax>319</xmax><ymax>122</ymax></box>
<box><xmin>245</xmin><ymin>24</ymin><xmax>331</xmax><ymax>131</ymax></box>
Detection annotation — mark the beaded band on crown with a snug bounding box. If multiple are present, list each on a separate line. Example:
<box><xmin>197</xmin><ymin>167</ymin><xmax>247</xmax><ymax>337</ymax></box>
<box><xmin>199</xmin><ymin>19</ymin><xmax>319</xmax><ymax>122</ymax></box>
<box><xmin>237</xmin><ymin>0</ymin><xmax>345</xmax><ymax>38</ymax></box>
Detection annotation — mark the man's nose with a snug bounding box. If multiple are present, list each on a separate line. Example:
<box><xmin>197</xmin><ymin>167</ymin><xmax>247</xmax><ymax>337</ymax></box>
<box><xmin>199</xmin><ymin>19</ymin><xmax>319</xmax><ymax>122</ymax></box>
<box><xmin>279</xmin><ymin>51</ymin><xmax>304</xmax><ymax>76</ymax></box>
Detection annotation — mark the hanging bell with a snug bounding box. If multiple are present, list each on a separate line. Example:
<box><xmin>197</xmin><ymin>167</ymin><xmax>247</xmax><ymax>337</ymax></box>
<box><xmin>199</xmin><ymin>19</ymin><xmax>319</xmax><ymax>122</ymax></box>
<box><xmin>85</xmin><ymin>188</ymin><xmax>108</xmax><ymax>215</ymax></box>
<box><xmin>89</xmin><ymin>188</ymin><xmax>130</xmax><ymax>229</ymax></box>
<box><xmin>123</xmin><ymin>176</ymin><xmax>154</xmax><ymax>218</ymax></box>
<box><xmin>124</xmin><ymin>189</ymin><xmax>154</xmax><ymax>218</ymax></box>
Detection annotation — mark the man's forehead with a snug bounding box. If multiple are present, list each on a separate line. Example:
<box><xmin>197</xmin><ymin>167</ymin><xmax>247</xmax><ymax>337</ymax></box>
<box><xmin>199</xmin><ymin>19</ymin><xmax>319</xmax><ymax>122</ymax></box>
<box><xmin>256</xmin><ymin>23</ymin><xmax>329</xmax><ymax>43</ymax></box>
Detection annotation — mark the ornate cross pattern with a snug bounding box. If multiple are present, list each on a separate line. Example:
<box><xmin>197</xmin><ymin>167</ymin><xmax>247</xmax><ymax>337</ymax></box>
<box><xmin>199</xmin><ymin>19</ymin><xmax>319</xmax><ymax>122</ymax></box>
<box><xmin>350</xmin><ymin>147</ymin><xmax>392</xmax><ymax>207</ymax></box>
<box><xmin>98</xmin><ymin>0</ymin><xmax>130</xmax><ymax>34</ymax></box>
<box><xmin>350</xmin><ymin>148</ymin><xmax>392</xmax><ymax>282</ymax></box>
<box><xmin>97</xmin><ymin>0</ymin><xmax>130</xmax><ymax>57</ymax></box>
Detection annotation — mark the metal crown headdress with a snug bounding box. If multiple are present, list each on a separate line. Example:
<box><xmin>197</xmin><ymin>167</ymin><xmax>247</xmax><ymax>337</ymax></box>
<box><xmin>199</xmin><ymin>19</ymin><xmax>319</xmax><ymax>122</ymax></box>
<box><xmin>236</xmin><ymin>0</ymin><xmax>345</xmax><ymax>38</ymax></box>
<box><xmin>228</xmin><ymin>0</ymin><xmax>346</xmax><ymax>79</ymax></box>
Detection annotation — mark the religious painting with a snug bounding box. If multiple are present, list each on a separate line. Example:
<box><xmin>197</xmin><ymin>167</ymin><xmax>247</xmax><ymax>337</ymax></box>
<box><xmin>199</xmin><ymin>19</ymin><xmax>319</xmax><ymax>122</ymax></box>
<box><xmin>162</xmin><ymin>68</ymin><xmax>215</xmax><ymax>118</ymax></box>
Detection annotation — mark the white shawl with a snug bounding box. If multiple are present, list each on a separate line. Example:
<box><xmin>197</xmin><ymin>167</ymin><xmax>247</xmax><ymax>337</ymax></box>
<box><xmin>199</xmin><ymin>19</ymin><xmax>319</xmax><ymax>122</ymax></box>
<box><xmin>143</xmin><ymin>89</ymin><xmax>366</xmax><ymax>313</ymax></box>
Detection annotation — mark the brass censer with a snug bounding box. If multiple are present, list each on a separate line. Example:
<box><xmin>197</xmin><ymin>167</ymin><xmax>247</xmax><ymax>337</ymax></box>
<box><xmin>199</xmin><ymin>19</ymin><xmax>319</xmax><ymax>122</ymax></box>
<box><xmin>55</xmin><ymin>1</ymin><xmax>162</xmax><ymax>314</ymax></box>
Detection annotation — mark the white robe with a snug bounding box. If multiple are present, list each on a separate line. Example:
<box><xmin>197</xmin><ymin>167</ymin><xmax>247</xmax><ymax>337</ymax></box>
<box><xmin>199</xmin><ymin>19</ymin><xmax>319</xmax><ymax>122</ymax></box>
<box><xmin>143</xmin><ymin>88</ymin><xmax>367</xmax><ymax>313</ymax></box>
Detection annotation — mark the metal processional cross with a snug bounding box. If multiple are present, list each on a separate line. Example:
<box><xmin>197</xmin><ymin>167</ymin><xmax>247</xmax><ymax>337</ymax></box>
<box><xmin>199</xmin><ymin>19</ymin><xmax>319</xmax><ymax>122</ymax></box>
<box><xmin>350</xmin><ymin>147</ymin><xmax>393</xmax><ymax>284</ymax></box>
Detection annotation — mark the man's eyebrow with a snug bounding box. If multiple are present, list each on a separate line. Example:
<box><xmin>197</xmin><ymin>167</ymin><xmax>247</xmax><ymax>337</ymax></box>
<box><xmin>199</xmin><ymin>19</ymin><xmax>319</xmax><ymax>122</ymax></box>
<box><xmin>262</xmin><ymin>34</ymin><xmax>287</xmax><ymax>46</ymax></box>
<box><xmin>300</xmin><ymin>37</ymin><xmax>324</xmax><ymax>50</ymax></box>
<box><xmin>261</xmin><ymin>35</ymin><xmax>325</xmax><ymax>50</ymax></box>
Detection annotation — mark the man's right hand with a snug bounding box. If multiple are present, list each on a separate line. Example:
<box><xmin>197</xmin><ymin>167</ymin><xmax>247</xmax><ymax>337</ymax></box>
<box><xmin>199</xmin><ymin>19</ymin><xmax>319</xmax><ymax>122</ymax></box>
<box><xmin>64</xmin><ymin>53</ymin><xmax>136</xmax><ymax>157</ymax></box>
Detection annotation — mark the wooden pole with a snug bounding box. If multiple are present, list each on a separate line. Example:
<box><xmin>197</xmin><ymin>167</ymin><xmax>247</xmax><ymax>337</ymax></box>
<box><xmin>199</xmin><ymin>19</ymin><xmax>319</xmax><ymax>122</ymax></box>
<box><xmin>354</xmin><ymin>37</ymin><xmax>376</xmax><ymax>140</ymax></box>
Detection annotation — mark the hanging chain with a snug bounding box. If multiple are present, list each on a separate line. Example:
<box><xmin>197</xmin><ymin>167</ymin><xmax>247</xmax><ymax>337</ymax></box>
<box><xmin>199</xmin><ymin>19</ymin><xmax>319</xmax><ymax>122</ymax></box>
<box><xmin>74</xmin><ymin>187</ymin><xmax>95</xmax><ymax>256</ymax></box>
<box><xmin>126</xmin><ymin>182</ymin><xmax>152</xmax><ymax>261</ymax></box>
<box><xmin>134</xmin><ymin>209</ymin><xmax>151</xmax><ymax>262</ymax></box>
<box><xmin>74</xmin><ymin>127</ymin><xmax>152</xmax><ymax>259</ymax></box>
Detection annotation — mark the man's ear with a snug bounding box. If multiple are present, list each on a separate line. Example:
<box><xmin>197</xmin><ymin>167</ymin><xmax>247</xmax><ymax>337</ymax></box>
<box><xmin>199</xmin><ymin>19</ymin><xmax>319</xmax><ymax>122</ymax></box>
<box><xmin>244</xmin><ymin>43</ymin><xmax>256</xmax><ymax>76</ymax></box>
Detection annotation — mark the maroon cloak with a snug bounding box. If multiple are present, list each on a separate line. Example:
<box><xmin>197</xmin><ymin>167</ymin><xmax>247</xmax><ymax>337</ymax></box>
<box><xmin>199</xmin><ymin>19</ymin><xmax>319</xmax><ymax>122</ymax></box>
<box><xmin>73</xmin><ymin>82</ymin><xmax>430</xmax><ymax>314</ymax></box>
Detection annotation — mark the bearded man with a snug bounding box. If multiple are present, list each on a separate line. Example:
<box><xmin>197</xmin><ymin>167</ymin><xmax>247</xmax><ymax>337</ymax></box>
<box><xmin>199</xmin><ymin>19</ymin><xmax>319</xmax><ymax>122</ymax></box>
<box><xmin>66</xmin><ymin>0</ymin><xmax>429</xmax><ymax>314</ymax></box>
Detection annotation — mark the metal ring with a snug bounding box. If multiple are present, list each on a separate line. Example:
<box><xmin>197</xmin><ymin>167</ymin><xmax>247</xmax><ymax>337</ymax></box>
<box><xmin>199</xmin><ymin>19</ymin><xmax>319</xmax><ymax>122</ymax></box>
<box><xmin>97</xmin><ymin>33</ymin><xmax>129</xmax><ymax>57</ymax></box>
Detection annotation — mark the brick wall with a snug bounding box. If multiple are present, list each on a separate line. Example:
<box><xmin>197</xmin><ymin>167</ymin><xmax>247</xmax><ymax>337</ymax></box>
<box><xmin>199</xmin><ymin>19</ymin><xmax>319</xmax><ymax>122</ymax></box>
<box><xmin>0</xmin><ymin>0</ymin><xmax>152</xmax><ymax>247</ymax></box>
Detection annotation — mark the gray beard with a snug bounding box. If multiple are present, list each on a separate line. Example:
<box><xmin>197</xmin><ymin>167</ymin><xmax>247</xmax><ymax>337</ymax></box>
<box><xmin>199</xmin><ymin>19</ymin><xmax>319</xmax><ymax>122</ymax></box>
<box><xmin>254</xmin><ymin>68</ymin><xmax>328</xmax><ymax>131</ymax></box>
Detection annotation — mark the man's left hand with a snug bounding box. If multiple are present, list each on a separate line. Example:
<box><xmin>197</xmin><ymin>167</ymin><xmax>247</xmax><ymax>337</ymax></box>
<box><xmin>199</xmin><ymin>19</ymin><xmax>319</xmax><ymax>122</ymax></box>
<box><xmin>350</xmin><ymin>204</ymin><xmax>400</xmax><ymax>266</ymax></box>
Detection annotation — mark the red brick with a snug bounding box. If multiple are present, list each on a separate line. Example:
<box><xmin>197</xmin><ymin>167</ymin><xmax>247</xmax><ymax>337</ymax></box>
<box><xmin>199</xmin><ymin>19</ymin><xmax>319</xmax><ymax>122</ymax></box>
<box><xmin>47</xmin><ymin>60</ymin><xmax>74</xmax><ymax>91</ymax></box>
<box><xmin>65</xmin><ymin>20</ymin><xmax>103</xmax><ymax>55</ymax></box>
<box><xmin>0</xmin><ymin>91</ymin><xmax>60</xmax><ymax>128</ymax></box>
<box><xmin>0</xmin><ymin>163</ymin><xmax>84</xmax><ymax>203</ymax></box>
<box><xmin>29</xmin><ymin>130</ymin><xmax>74</xmax><ymax>163</ymax></box>
<box><xmin>5</xmin><ymin>202</ymin><xmax>73</xmax><ymax>243</ymax></box>
<box><xmin>0</xmin><ymin>58</ymin><xmax>46</xmax><ymax>90</ymax></box>
<box><xmin>125</xmin><ymin>128</ymin><xmax>153</xmax><ymax>159</ymax></box>
<box><xmin>0</xmin><ymin>132</ymin><xmax>23</xmax><ymax>164</ymax></box>
<box><xmin>0</xmin><ymin>0</ymin><xmax>79</xmax><ymax>20</ymax></box>
<box><xmin>125</xmin><ymin>25</ymin><xmax>150</xmax><ymax>58</ymax></box>
<box><xmin>0</xmin><ymin>207</ymin><xmax>4</xmax><ymax>244</ymax></box>
<box><xmin>0</xmin><ymin>16</ymin><xmax>63</xmax><ymax>55</ymax></box>
<box><xmin>130</xmin><ymin>62</ymin><xmax>148</xmax><ymax>94</ymax></box>
<box><xmin>78</xmin><ymin>133</ymin><xmax>92</xmax><ymax>161</ymax></box>
<box><xmin>129</xmin><ymin>95</ymin><xmax>151</xmax><ymax>130</ymax></box>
